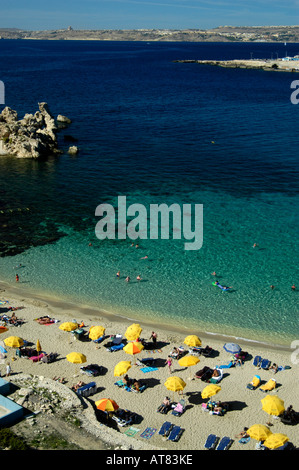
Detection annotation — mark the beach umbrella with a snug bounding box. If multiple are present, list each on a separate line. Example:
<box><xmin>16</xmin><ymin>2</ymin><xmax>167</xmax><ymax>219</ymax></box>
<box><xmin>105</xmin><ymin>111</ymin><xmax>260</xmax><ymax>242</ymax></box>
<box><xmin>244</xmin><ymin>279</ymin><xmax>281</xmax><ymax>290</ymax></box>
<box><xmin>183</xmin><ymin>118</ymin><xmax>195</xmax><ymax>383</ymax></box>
<box><xmin>36</xmin><ymin>339</ymin><xmax>42</xmax><ymax>361</ymax></box>
<box><xmin>223</xmin><ymin>342</ymin><xmax>241</xmax><ymax>354</ymax></box>
<box><xmin>125</xmin><ymin>323</ymin><xmax>143</xmax><ymax>341</ymax></box>
<box><xmin>263</xmin><ymin>433</ymin><xmax>289</xmax><ymax>450</ymax></box>
<box><xmin>164</xmin><ymin>376</ymin><xmax>186</xmax><ymax>393</ymax></box>
<box><xmin>178</xmin><ymin>355</ymin><xmax>200</xmax><ymax>379</ymax></box>
<box><xmin>114</xmin><ymin>361</ymin><xmax>132</xmax><ymax>377</ymax></box>
<box><xmin>247</xmin><ymin>424</ymin><xmax>272</xmax><ymax>442</ymax></box>
<box><xmin>178</xmin><ymin>355</ymin><xmax>200</xmax><ymax>368</ymax></box>
<box><xmin>4</xmin><ymin>336</ymin><xmax>24</xmax><ymax>348</ymax></box>
<box><xmin>66</xmin><ymin>352</ymin><xmax>87</xmax><ymax>364</ymax></box>
<box><xmin>95</xmin><ymin>398</ymin><xmax>119</xmax><ymax>413</ymax></box>
<box><xmin>123</xmin><ymin>341</ymin><xmax>144</xmax><ymax>359</ymax></box>
<box><xmin>0</xmin><ymin>326</ymin><xmax>8</xmax><ymax>334</ymax></box>
<box><xmin>201</xmin><ymin>384</ymin><xmax>221</xmax><ymax>399</ymax></box>
<box><xmin>89</xmin><ymin>326</ymin><xmax>106</xmax><ymax>340</ymax></box>
<box><xmin>261</xmin><ymin>395</ymin><xmax>285</xmax><ymax>417</ymax></box>
<box><xmin>59</xmin><ymin>321</ymin><xmax>78</xmax><ymax>332</ymax></box>
<box><xmin>184</xmin><ymin>335</ymin><xmax>202</xmax><ymax>347</ymax></box>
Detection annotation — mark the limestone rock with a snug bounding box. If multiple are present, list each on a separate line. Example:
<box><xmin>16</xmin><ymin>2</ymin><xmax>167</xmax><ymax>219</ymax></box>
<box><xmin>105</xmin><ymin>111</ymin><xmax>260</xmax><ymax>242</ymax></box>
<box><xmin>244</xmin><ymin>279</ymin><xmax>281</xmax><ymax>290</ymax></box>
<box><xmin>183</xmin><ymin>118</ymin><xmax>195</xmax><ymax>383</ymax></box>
<box><xmin>57</xmin><ymin>114</ymin><xmax>72</xmax><ymax>124</ymax></box>
<box><xmin>67</xmin><ymin>145</ymin><xmax>79</xmax><ymax>155</ymax></box>
<box><xmin>0</xmin><ymin>102</ymin><xmax>66</xmax><ymax>159</ymax></box>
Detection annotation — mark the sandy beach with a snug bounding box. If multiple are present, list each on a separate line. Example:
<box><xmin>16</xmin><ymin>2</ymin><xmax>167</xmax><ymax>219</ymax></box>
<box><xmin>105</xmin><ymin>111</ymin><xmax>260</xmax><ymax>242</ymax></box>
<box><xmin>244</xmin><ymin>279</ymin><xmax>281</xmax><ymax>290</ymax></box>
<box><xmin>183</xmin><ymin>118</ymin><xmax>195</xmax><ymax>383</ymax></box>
<box><xmin>0</xmin><ymin>280</ymin><xmax>298</xmax><ymax>451</ymax></box>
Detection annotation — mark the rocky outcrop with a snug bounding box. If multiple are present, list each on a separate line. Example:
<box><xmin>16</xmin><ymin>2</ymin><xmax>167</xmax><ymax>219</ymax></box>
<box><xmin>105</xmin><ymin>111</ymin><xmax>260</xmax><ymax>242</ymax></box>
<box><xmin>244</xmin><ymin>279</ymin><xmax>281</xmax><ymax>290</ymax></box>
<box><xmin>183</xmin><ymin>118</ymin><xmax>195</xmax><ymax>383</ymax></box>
<box><xmin>0</xmin><ymin>102</ymin><xmax>69</xmax><ymax>158</ymax></box>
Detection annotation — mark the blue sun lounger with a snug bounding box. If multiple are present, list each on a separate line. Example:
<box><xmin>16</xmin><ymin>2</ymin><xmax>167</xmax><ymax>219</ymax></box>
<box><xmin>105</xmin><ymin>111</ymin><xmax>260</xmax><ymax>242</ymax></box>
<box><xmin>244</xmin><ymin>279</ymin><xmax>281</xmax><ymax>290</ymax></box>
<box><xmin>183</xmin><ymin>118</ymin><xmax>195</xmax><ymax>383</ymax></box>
<box><xmin>253</xmin><ymin>355</ymin><xmax>262</xmax><ymax>367</ymax></box>
<box><xmin>108</xmin><ymin>343</ymin><xmax>124</xmax><ymax>352</ymax></box>
<box><xmin>260</xmin><ymin>358</ymin><xmax>271</xmax><ymax>370</ymax></box>
<box><xmin>158</xmin><ymin>421</ymin><xmax>173</xmax><ymax>437</ymax></box>
<box><xmin>216</xmin><ymin>436</ymin><xmax>233</xmax><ymax>450</ymax></box>
<box><xmin>167</xmin><ymin>425</ymin><xmax>183</xmax><ymax>442</ymax></box>
<box><xmin>204</xmin><ymin>434</ymin><xmax>219</xmax><ymax>450</ymax></box>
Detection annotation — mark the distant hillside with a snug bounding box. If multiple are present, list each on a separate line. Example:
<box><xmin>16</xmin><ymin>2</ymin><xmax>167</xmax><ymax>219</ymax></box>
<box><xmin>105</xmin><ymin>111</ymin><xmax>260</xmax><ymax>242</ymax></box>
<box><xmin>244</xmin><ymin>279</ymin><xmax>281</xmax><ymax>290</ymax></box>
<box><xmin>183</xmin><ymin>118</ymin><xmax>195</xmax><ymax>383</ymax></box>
<box><xmin>0</xmin><ymin>25</ymin><xmax>298</xmax><ymax>42</ymax></box>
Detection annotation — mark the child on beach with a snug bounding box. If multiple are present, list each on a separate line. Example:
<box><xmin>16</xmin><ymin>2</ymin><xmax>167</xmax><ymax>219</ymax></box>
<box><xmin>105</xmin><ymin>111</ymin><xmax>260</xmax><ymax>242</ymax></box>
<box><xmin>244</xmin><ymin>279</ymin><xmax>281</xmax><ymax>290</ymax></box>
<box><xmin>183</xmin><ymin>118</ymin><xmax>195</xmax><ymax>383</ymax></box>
<box><xmin>166</xmin><ymin>356</ymin><xmax>172</xmax><ymax>373</ymax></box>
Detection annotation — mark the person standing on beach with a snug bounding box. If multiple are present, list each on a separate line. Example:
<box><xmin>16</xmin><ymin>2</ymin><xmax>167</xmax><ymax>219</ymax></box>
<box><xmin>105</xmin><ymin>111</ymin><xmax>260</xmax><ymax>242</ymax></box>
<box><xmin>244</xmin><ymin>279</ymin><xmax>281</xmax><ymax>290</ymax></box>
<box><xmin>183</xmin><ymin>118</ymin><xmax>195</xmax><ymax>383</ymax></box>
<box><xmin>6</xmin><ymin>362</ymin><xmax>11</xmax><ymax>377</ymax></box>
<box><xmin>166</xmin><ymin>356</ymin><xmax>172</xmax><ymax>373</ymax></box>
<box><xmin>150</xmin><ymin>331</ymin><xmax>157</xmax><ymax>344</ymax></box>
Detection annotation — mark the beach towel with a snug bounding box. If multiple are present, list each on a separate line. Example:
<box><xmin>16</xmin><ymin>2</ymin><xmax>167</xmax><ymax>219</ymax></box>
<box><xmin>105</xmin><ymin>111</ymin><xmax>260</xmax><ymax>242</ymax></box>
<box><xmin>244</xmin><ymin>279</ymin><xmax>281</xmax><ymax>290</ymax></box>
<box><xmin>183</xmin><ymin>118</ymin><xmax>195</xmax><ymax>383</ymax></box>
<box><xmin>140</xmin><ymin>427</ymin><xmax>157</xmax><ymax>439</ymax></box>
<box><xmin>124</xmin><ymin>427</ymin><xmax>140</xmax><ymax>437</ymax></box>
<box><xmin>140</xmin><ymin>366</ymin><xmax>159</xmax><ymax>373</ymax></box>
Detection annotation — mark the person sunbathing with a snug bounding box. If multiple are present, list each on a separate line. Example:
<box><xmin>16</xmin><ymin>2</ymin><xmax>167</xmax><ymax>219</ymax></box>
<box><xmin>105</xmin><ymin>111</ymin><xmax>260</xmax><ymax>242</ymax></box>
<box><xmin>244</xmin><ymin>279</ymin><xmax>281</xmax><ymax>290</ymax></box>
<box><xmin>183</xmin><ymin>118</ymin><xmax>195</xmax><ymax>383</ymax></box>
<box><xmin>157</xmin><ymin>396</ymin><xmax>171</xmax><ymax>413</ymax></box>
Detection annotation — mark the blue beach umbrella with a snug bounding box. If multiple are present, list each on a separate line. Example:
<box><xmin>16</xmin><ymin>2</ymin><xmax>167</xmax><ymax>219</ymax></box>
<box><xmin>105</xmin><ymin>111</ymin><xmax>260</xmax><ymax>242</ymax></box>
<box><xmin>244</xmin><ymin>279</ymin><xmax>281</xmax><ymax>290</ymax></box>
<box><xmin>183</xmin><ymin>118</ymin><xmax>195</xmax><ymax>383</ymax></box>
<box><xmin>223</xmin><ymin>342</ymin><xmax>241</xmax><ymax>354</ymax></box>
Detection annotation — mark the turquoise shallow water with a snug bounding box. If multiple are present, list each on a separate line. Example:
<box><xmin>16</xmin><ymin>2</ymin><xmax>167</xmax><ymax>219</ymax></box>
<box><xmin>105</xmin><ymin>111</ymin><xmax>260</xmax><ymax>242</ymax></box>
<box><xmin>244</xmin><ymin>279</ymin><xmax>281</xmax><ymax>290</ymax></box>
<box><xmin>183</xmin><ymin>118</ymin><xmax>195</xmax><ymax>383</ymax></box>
<box><xmin>0</xmin><ymin>40</ymin><xmax>298</xmax><ymax>346</ymax></box>
<box><xmin>0</xmin><ymin>189</ymin><xmax>298</xmax><ymax>345</ymax></box>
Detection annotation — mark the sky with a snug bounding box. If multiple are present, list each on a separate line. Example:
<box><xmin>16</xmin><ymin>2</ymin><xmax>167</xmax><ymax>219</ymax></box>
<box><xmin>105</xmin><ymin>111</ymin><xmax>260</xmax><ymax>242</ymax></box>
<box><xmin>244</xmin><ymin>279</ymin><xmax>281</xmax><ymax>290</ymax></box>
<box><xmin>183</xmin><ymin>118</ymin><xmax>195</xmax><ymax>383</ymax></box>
<box><xmin>1</xmin><ymin>0</ymin><xmax>298</xmax><ymax>30</ymax></box>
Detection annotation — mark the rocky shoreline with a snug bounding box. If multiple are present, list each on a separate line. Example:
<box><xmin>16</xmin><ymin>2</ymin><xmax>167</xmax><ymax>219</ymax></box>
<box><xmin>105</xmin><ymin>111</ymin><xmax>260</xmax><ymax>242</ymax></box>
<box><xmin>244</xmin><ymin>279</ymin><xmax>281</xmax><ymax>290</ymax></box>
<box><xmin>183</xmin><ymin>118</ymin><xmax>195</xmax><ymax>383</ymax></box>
<box><xmin>174</xmin><ymin>58</ymin><xmax>299</xmax><ymax>72</ymax></box>
<box><xmin>0</xmin><ymin>102</ymin><xmax>78</xmax><ymax>158</ymax></box>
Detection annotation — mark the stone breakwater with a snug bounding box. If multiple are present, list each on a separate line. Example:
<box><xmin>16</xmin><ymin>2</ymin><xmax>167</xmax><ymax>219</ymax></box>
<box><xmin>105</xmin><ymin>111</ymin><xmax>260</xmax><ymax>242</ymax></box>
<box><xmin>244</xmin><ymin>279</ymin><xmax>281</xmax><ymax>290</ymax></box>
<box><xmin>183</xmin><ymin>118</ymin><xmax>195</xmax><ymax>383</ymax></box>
<box><xmin>174</xmin><ymin>58</ymin><xmax>299</xmax><ymax>72</ymax></box>
<box><xmin>0</xmin><ymin>102</ymin><xmax>77</xmax><ymax>158</ymax></box>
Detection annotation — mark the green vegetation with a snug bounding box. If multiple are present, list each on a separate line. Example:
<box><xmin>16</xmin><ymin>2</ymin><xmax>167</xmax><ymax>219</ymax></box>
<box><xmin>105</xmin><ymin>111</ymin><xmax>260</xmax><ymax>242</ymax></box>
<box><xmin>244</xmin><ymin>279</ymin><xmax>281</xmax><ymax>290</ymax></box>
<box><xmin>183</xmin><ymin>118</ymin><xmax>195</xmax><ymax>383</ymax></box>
<box><xmin>0</xmin><ymin>428</ymin><xmax>30</xmax><ymax>450</ymax></box>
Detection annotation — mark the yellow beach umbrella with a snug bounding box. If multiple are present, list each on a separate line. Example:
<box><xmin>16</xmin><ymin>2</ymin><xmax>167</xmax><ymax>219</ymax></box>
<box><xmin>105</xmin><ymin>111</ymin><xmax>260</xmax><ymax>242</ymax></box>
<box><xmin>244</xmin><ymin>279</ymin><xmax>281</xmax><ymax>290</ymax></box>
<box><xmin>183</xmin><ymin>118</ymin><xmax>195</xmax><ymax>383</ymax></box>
<box><xmin>125</xmin><ymin>323</ymin><xmax>143</xmax><ymax>341</ymax></box>
<box><xmin>36</xmin><ymin>339</ymin><xmax>41</xmax><ymax>352</ymax></box>
<box><xmin>178</xmin><ymin>355</ymin><xmax>200</xmax><ymax>368</ymax></box>
<box><xmin>263</xmin><ymin>433</ymin><xmax>289</xmax><ymax>450</ymax></box>
<box><xmin>0</xmin><ymin>326</ymin><xmax>8</xmax><ymax>334</ymax></box>
<box><xmin>201</xmin><ymin>384</ymin><xmax>221</xmax><ymax>399</ymax></box>
<box><xmin>184</xmin><ymin>335</ymin><xmax>202</xmax><ymax>347</ymax></box>
<box><xmin>123</xmin><ymin>341</ymin><xmax>144</xmax><ymax>356</ymax></box>
<box><xmin>66</xmin><ymin>352</ymin><xmax>86</xmax><ymax>364</ymax></box>
<box><xmin>4</xmin><ymin>336</ymin><xmax>24</xmax><ymax>348</ymax></box>
<box><xmin>59</xmin><ymin>322</ymin><xmax>78</xmax><ymax>332</ymax></box>
<box><xmin>247</xmin><ymin>424</ymin><xmax>272</xmax><ymax>441</ymax></box>
<box><xmin>164</xmin><ymin>376</ymin><xmax>186</xmax><ymax>392</ymax></box>
<box><xmin>89</xmin><ymin>326</ymin><xmax>106</xmax><ymax>340</ymax></box>
<box><xmin>95</xmin><ymin>398</ymin><xmax>119</xmax><ymax>412</ymax></box>
<box><xmin>261</xmin><ymin>395</ymin><xmax>285</xmax><ymax>416</ymax></box>
<box><xmin>114</xmin><ymin>361</ymin><xmax>132</xmax><ymax>377</ymax></box>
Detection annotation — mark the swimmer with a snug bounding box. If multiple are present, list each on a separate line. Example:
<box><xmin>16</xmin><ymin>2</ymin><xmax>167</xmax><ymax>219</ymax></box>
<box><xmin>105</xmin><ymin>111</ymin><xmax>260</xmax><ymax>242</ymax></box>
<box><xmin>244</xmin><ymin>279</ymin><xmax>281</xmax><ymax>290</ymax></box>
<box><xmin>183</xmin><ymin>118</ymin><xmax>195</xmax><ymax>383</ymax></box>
<box><xmin>135</xmin><ymin>244</ymin><xmax>139</xmax><ymax>248</ymax></box>
<box><xmin>125</xmin><ymin>276</ymin><xmax>130</xmax><ymax>282</ymax></box>
<box><xmin>15</xmin><ymin>274</ymin><xmax>19</xmax><ymax>282</ymax></box>
<box><xmin>291</xmin><ymin>284</ymin><xmax>296</xmax><ymax>291</ymax></box>
<box><xmin>140</xmin><ymin>255</ymin><xmax>148</xmax><ymax>260</ymax></box>
<box><xmin>116</xmin><ymin>271</ymin><xmax>120</xmax><ymax>278</ymax></box>
<box><xmin>211</xmin><ymin>271</ymin><xmax>217</xmax><ymax>276</ymax></box>
<box><xmin>136</xmin><ymin>275</ymin><xmax>142</xmax><ymax>281</ymax></box>
<box><xmin>253</xmin><ymin>243</ymin><xmax>259</xmax><ymax>248</ymax></box>
<box><xmin>270</xmin><ymin>285</ymin><xmax>275</xmax><ymax>290</ymax></box>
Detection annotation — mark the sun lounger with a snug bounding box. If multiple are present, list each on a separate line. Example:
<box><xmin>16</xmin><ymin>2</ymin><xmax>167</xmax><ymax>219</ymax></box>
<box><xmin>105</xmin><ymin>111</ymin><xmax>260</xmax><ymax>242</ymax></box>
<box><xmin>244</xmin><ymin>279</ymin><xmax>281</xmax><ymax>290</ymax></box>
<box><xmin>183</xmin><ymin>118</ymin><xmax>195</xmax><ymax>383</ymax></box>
<box><xmin>260</xmin><ymin>358</ymin><xmax>271</xmax><ymax>370</ymax></box>
<box><xmin>171</xmin><ymin>399</ymin><xmax>185</xmax><ymax>417</ymax></box>
<box><xmin>108</xmin><ymin>343</ymin><xmax>124</xmax><ymax>352</ymax></box>
<box><xmin>29</xmin><ymin>353</ymin><xmax>45</xmax><ymax>362</ymax></box>
<box><xmin>158</xmin><ymin>421</ymin><xmax>173</xmax><ymax>437</ymax></box>
<box><xmin>217</xmin><ymin>361</ymin><xmax>235</xmax><ymax>369</ymax></box>
<box><xmin>167</xmin><ymin>425</ymin><xmax>183</xmax><ymax>442</ymax></box>
<box><xmin>259</xmin><ymin>378</ymin><xmax>276</xmax><ymax>392</ymax></box>
<box><xmin>76</xmin><ymin>381</ymin><xmax>97</xmax><ymax>397</ymax></box>
<box><xmin>112</xmin><ymin>408</ymin><xmax>138</xmax><ymax>427</ymax></box>
<box><xmin>209</xmin><ymin>368</ymin><xmax>223</xmax><ymax>384</ymax></box>
<box><xmin>216</xmin><ymin>437</ymin><xmax>233</xmax><ymax>450</ymax></box>
<box><xmin>253</xmin><ymin>355</ymin><xmax>262</xmax><ymax>367</ymax></box>
<box><xmin>204</xmin><ymin>434</ymin><xmax>219</xmax><ymax>450</ymax></box>
<box><xmin>247</xmin><ymin>375</ymin><xmax>261</xmax><ymax>390</ymax></box>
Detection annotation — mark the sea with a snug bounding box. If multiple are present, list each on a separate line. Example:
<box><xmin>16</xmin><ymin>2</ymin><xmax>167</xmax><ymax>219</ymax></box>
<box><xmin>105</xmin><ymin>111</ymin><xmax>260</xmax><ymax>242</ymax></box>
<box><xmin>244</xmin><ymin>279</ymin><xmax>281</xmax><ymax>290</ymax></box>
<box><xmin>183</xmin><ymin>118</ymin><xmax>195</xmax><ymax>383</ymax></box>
<box><xmin>0</xmin><ymin>39</ymin><xmax>298</xmax><ymax>346</ymax></box>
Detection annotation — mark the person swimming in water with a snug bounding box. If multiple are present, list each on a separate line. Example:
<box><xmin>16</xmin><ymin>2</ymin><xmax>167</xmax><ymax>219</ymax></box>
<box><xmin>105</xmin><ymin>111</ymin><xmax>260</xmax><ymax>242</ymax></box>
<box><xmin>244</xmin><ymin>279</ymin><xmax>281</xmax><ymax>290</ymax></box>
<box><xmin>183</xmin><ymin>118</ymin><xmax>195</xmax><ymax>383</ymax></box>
<box><xmin>136</xmin><ymin>275</ymin><xmax>142</xmax><ymax>281</ymax></box>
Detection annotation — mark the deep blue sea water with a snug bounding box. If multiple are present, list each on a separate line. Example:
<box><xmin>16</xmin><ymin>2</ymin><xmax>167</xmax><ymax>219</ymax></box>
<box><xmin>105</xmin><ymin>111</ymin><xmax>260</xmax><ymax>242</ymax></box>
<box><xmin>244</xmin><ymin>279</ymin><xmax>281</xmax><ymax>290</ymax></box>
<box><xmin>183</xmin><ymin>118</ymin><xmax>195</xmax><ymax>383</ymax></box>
<box><xmin>0</xmin><ymin>40</ymin><xmax>298</xmax><ymax>345</ymax></box>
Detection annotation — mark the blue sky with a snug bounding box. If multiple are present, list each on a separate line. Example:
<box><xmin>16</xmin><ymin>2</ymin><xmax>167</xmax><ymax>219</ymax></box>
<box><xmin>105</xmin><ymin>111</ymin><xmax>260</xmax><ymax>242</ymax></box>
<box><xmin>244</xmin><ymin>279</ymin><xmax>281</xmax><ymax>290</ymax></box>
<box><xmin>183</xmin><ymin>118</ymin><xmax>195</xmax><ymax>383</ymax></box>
<box><xmin>1</xmin><ymin>0</ymin><xmax>298</xmax><ymax>30</ymax></box>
